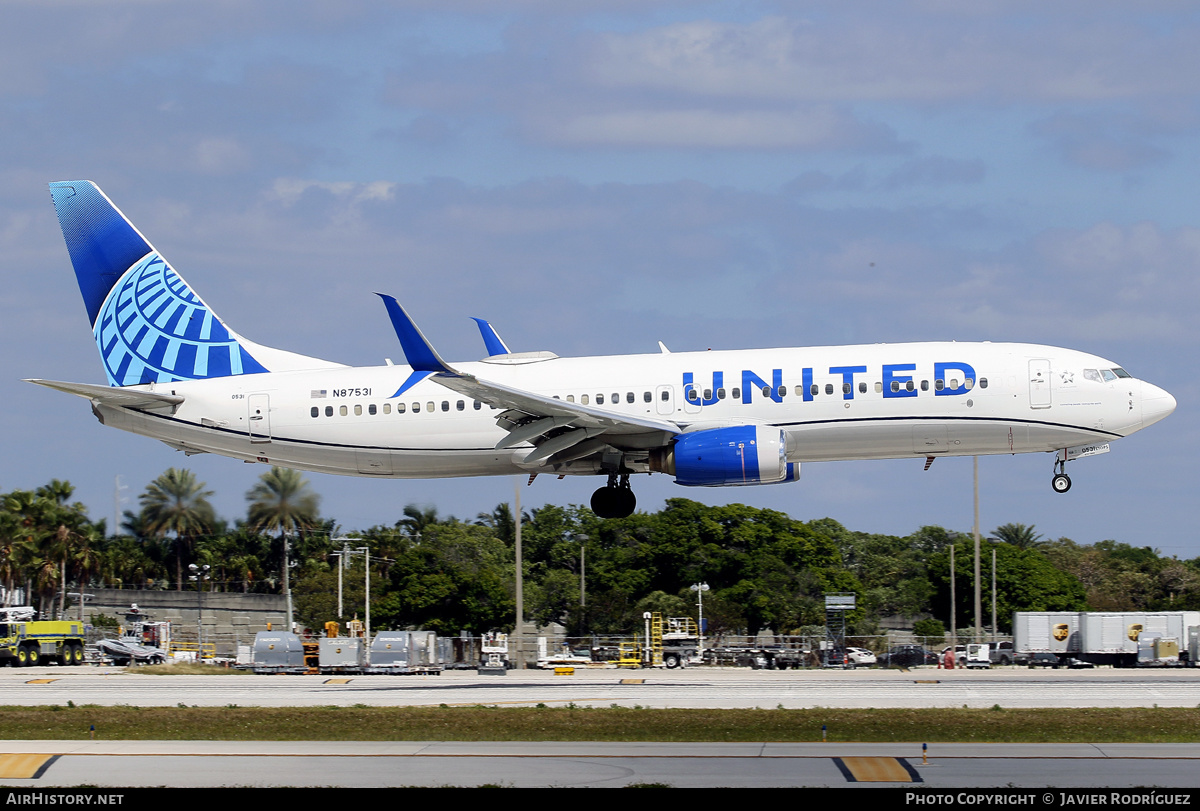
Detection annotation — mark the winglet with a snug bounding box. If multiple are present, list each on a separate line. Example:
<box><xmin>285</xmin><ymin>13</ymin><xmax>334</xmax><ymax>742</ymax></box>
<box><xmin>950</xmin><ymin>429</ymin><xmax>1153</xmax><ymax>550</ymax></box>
<box><xmin>471</xmin><ymin>317</ymin><xmax>511</xmax><ymax>357</ymax></box>
<box><xmin>375</xmin><ymin>294</ymin><xmax>456</xmax><ymax>374</ymax></box>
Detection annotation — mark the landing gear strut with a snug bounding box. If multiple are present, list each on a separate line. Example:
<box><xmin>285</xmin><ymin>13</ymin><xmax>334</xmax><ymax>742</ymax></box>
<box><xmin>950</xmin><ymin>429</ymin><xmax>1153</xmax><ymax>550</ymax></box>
<box><xmin>591</xmin><ymin>473</ymin><xmax>636</xmax><ymax>519</ymax></box>
<box><xmin>1051</xmin><ymin>457</ymin><xmax>1071</xmax><ymax>494</ymax></box>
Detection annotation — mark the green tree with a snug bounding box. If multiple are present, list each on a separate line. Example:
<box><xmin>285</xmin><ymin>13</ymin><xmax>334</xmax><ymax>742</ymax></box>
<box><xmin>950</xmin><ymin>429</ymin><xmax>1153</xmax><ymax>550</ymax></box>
<box><xmin>138</xmin><ymin>468</ymin><xmax>215</xmax><ymax>591</ymax></box>
<box><xmin>991</xmin><ymin>523</ymin><xmax>1044</xmax><ymax>549</ymax></box>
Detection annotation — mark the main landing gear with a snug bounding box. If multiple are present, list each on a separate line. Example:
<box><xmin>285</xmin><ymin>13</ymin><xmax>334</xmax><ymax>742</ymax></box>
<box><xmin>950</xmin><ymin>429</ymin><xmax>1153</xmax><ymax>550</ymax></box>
<box><xmin>591</xmin><ymin>473</ymin><xmax>636</xmax><ymax>519</ymax></box>
<box><xmin>1052</xmin><ymin>458</ymin><xmax>1072</xmax><ymax>494</ymax></box>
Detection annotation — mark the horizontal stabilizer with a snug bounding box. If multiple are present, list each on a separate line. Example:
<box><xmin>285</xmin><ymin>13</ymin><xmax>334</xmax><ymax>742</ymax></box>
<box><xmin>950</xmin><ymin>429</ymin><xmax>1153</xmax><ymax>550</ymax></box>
<box><xmin>24</xmin><ymin>379</ymin><xmax>183</xmax><ymax>413</ymax></box>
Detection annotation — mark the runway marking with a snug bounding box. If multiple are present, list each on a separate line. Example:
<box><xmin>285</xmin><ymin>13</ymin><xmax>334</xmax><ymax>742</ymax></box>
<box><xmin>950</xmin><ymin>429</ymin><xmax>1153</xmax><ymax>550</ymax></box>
<box><xmin>833</xmin><ymin>757</ymin><xmax>922</xmax><ymax>783</ymax></box>
<box><xmin>620</xmin><ymin>679</ymin><xmax>645</xmax><ymax>684</ymax></box>
<box><xmin>0</xmin><ymin>754</ymin><xmax>59</xmax><ymax>779</ymax></box>
<box><xmin>25</xmin><ymin>679</ymin><xmax>59</xmax><ymax>684</ymax></box>
<box><xmin>323</xmin><ymin>679</ymin><xmax>354</xmax><ymax>684</ymax></box>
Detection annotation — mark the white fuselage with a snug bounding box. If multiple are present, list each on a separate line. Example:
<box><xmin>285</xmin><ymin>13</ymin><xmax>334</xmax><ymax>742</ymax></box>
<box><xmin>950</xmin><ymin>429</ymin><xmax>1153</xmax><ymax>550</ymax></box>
<box><xmin>91</xmin><ymin>341</ymin><xmax>1175</xmax><ymax>483</ymax></box>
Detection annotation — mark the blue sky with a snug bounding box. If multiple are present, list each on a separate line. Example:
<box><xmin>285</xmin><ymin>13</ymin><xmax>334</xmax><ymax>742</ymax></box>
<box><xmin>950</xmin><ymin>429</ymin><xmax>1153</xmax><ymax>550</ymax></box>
<box><xmin>2</xmin><ymin>1</ymin><xmax>1197</xmax><ymax>556</ymax></box>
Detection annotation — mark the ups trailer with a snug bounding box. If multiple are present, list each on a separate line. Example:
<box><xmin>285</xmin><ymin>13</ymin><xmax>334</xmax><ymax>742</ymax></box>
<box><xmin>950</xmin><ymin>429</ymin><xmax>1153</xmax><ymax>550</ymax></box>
<box><xmin>0</xmin><ymin>607</ymin><xmax>86</xmax><ymax>667</ymax></box>
<box><xmin>1014</xmin><ymin>611</ymin><xmax>1200</xmax><ymax>668</ymax></box>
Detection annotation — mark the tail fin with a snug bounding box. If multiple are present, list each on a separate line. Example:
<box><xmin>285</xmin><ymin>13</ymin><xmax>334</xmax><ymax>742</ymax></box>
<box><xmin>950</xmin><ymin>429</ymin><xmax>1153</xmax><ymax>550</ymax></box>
<box><xmin>49</xmin><ymin>181</ymin><xmax>340</xmax><ymax>386</ymax></box>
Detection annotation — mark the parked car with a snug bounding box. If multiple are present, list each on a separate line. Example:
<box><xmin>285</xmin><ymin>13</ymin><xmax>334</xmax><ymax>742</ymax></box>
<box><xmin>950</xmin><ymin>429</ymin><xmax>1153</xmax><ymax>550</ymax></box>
<box><xmin>989</xmin><ymin>641</ymin><xmax>1023</xmax><ymax>666</ymax></box>
<box><xmin>1028</xmin><ymin>652</ymin><xmax>1061</xmax><ymax>668</ymax></box>
<box><xmin>879</xmin><ymin>645</ymin><xmax>936</xmax><ymax>668</ymax></box>
<box><xmin>845</xmin><ymin>647</ymin><xmax>877</xmax><ymax>666</ymax></box>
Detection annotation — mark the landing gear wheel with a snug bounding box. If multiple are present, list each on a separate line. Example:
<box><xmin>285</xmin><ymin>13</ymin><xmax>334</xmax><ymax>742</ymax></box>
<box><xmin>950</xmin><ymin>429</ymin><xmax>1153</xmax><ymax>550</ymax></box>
<box><xmin>1052</xmin><ymin>473</ymin><xmax>1071</xmax><ymax>493</ymax></box>
<box><xmin>590</xmin><ymin>474</ymin><xmax>637</xmax><ymax>519</ymax></box>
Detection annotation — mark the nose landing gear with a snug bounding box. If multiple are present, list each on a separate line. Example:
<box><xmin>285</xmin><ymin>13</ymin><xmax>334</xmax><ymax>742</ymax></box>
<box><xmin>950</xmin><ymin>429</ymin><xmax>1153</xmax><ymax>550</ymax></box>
<box><xmin>591</xmin><ymin>473</ymin><xmax>636</xmax><ymax>519</ymax></box>
<box><xmin>1052</xmin><ymin>457</ymin><xmax>1071</xmax><ymax>493</ymax></box>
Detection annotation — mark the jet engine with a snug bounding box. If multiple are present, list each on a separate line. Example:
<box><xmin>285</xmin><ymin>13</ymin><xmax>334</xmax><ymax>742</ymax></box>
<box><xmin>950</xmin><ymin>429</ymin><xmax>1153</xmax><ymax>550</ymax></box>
<box><xmin>650</xmin><ymin>425</ymin><xmax>800</xmax><ymax>487</ymax></box>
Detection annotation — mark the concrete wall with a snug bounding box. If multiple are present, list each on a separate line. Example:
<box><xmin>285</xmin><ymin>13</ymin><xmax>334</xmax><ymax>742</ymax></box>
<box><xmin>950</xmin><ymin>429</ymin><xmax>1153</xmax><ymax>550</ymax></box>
<box><xmin>83</xmin><ymin>589</ymin><xmax>288</xmax><ymax>655</ymax></box>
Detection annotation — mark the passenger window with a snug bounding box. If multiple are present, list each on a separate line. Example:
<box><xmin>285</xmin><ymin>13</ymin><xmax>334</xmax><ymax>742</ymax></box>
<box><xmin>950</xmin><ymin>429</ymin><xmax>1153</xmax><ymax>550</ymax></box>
<box><xmin>661</xmin><ymin>390</ymin><xmax>670</xmax><ymax>401</ymax></box>
<box><xmin>310</xmin><ymin>407</ymin><xmax>319</xmax><ymax>418</ymax></box>
<box><xmin>810</xmin><ymin>384</ymin><xmax>819</xmax><ymax>396</ymax></box>
<box><xmin>325</xmin><ymin>405</ymin><xmax>333</xmax><ymax>417</ymax></box>
<box><xmin>412</xmin><ymin>402</ymin><xmax>420</xmax><ymax>413</ymax></box>
<box><xmin>368</xmin><ymin>404</ymin><xmax>377</xmax><ymax>415</ymax></box>
<box><xmin>687</xmin><ymin>389</ymin><xmax>699</xmax><ymax>402</ymax></box>
<box><xmin>935</xmin><ymin>379</ymin><xmax>944</xmax><ymax>391</ymax></box>
<box><xmin>441</xmin><ymin>401</ymin><xmax>449</xmax><ymax>412</ymax></box>
<box><xmin>875</xmin><ymin>382</ymin><xmax>882</xmax><ymax>393</ymax></box>
<box><xmin>397</xmin><ymin>403</ymin><xmax>406</xmax><ymax>413</ymax></box>
<box><xmin>597</xmin><ymin>394</ymin><xmax>605</xmax><ymax>405</ymax></box>
<box><xmin>427</xmin><ymin>401</ymin><xmax>435</xmax><ymax>412</ymax></box>
<box><xmin>581</xmin><ymin>394</ymin><xmax>589</xmax><ymax>405</ymax></box>
<box><xmin>777</xmin><ymin>385</ymin><xmax>786</xmax><ymax>398</ymax></box>
<box><xmin>732</xmin><ymin>388</ymin><xmax>741</xmax><ymax>399</ymax></box>
<box><xmin>843</xmin><ymin>383</ymin><xmax>851</xmax><ymax>395</ymax></box>
<box><xmin>703</xmin><ymin>389</ymin><xmax>712</xmax><ymax>401</ymax></box>
<box><xmin>456</xmin><ymin>400</ymin><xmax>465</xmax><ymax>411</ymax></box>
<box><xmin>644</xmin><ymin>391</ymin><xmax>652</xmax><ymax>403</ymax></box>
<box><xmin>627</xmin><ymin>392</ymin><xmax>635</xmax><ymax>403</ymax></box>
<box><xmin>949</xmin><ymin>379</ymin><xmax>959</xmax><ymax>390</ymax></box>
<box><xmin>340</xmin><ymin>405</ymin><xmax>348</xmax><ymax>416</ymax></box>
<box><xmin>859</xmin><ymin>382</ymin><xmax>867</xmax><ymax>394</ymax></box>
<box><xmin>794</xmin><ymin>385</ymin><xmax>804</xmax><ymax>397</ymax></box>
<box><xmin>964</xmin><ymin>378</ymin><xmax>974</xmax><ymax>390</ymax></box>
<box><xmin>905</xmin><ymin>381</ymin><xmax>914</xmax><ymax>392</ymax></box>
<box><xmin>717</xmin><ymin>388</ymin><xmax>726</xmax><ymax>400</ymax></box>
<box><xmin>354</xmin><ymin>404</ymin><xmax>362</xmax><ymax>416</ymax></box>
<box><xmin>824</xmin><ymin>384</ymin><xmax>834</xmax><ymax>395</ymax></box>
<box><xmin>473</xmin><ymin>401</ymin><xmax>481</xmax><ymax>410</ymax></box>
<box><xmin>890</xmin><ymin>381</ymin><xmax>900</xmax><ymax>393</ymax></box>
<box><xmin>980</xmin><ymin>378</ymin><xmax>988</xmax><ymax>389</ymax></box>
<box><xmin>612</xmin><ymin>393</ymin><xmax>619</xmax><ymax>404</ymax></box>
<box><xmin>921</xmin><ymin>380</ymin><xmax>929</xmax><ymax>391</ymax></box>
<box><xmin>383</xmin><ymin>403</ymin><xmax>391</xmax><ymax>414</ymax></box>
<box><xmin>566</xmin><ymin>395</ymin><xmax>575</xmax><ymax>403</ymax></box>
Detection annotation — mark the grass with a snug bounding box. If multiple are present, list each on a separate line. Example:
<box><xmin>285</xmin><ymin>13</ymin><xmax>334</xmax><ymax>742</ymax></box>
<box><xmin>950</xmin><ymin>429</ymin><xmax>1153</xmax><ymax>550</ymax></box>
<box><xmin>123</xmin><ymin>663</ymin><xmax>253</xmax><ymax>676</ymax></box>
<box><xmin>1</xmin><ymin>706</ymin><xmax>1198</xmax><ymax>743</ymax></box>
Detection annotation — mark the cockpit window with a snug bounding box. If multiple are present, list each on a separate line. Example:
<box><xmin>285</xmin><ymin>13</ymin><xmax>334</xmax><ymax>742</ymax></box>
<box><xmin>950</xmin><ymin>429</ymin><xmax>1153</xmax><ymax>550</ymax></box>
<box><xmin>1112</xmin><ymin>367</ymin><xmax>1132</xmax><ymax>379</ymax></box>
<box><xmin>1101</xmin><ymin>369</ymin><xmax>1117</xmax><ymax>382</ymax></box>
<box><xmin>1083</xmin><ymin>369</ymin><xmax>1102</xmax><ymax>383</ymax></box>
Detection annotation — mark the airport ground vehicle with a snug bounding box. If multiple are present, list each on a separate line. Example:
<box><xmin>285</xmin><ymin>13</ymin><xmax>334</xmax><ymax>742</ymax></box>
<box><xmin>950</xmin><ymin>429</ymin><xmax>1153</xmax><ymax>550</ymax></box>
<box><xmin>0</xmin><ymin>608</ymin><xmax>86</xmax><ymax>667</ymax></box>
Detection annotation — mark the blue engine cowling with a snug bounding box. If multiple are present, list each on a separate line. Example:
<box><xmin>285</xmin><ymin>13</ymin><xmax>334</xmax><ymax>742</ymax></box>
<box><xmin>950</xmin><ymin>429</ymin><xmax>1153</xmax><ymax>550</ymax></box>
<box><xmin>655</xmin><ymin>425</ymin><xmax>801</xmax><ymax>487</ymax></box>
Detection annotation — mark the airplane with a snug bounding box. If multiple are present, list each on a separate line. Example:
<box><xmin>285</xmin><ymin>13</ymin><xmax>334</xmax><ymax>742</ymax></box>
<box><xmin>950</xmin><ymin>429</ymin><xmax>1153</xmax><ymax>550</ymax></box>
<box><xmin>28</xmin><ymin>181</ymin><xmax>1177</xmax><ymax>519</ymax></box>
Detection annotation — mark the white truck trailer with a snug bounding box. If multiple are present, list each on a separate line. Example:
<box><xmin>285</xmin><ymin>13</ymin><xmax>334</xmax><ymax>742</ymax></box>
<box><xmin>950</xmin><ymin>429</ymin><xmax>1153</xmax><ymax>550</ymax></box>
<box><xmin>1014</xmin><ymin>611</ymin><xmax>1200</xmax><ymax>667</ymax></box>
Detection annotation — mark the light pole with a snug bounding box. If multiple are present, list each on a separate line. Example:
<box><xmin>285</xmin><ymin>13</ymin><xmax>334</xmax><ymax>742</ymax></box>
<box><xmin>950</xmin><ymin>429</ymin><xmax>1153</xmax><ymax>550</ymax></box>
<box><xmin>188</xmin><ymin>563</ymin><xmax>210</xmax><ymax>660</ymax></box>
<box><xmin>690</xmin><ymin>582</ymin><xmax>709</xmax><ymax>656</ymax></box>
<box><xmin>570</xmin><ymin>532</ymin><xmax>589</xmax><ymax>610</ymax></box>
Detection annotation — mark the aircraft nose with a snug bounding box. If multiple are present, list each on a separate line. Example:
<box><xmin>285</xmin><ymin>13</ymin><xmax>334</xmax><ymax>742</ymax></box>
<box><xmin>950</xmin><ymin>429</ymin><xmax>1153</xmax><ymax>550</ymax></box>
<box><xmin>1141</xmin><ymin>381</ymin><xmax>1176</xmax><ymax>428</ymax></box>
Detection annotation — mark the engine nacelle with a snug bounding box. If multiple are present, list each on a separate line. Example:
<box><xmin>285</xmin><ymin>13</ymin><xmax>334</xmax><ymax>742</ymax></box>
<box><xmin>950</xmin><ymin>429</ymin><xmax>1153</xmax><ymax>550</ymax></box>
<box><xmin>651</xmin><ymin>425</ymin><xmax>801</xmax><ymax>487</ymax></box>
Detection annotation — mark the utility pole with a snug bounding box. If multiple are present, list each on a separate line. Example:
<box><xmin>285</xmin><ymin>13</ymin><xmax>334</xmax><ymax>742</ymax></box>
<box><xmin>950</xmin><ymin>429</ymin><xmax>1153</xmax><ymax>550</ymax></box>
<box><xmin>973</xmin><ymin>456</ymin><xmax>982</xmax><ymax>644</ymax></box>
<box><xmin>513</xmin><ymin>479</ymin><xmax>523</xmax><ymax>670</ymax></box>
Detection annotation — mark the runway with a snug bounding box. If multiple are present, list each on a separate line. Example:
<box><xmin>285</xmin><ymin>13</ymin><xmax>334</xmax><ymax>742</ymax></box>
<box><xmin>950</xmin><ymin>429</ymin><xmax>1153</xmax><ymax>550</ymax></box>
<box><xmin>1</xmin><ymin>664</ymin><xmax>1197</xmax><ymax>709</ymax></box>
<box><xmin>1</xmin><ymin>665</ymin><xmax>1198</xmax><ymax>788</ymax></box>
<box><xmin>0</xmin><ymin>741</ymin><xmax>1198</xmax><ymax>788</ymax></box>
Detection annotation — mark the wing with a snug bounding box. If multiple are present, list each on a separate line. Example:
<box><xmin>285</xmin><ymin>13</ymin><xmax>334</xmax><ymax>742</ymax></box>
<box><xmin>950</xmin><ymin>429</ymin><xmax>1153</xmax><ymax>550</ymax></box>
<box><xmin>376</xmin><ymin>294</ymin><xmax>680</xmax><ymax>464</ymax></box>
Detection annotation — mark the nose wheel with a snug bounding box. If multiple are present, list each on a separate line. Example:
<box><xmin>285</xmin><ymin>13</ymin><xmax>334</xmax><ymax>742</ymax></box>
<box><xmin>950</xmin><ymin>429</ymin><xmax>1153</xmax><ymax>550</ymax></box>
<box><xmin>1051</xmin><ymin>458</ymin><xmax>1071</xmax><ymax>493</ymax></box>
<box><xmin>591</xmin><ymin>474</ymin><xmax>636</xmax><ymax>519</ymax></box>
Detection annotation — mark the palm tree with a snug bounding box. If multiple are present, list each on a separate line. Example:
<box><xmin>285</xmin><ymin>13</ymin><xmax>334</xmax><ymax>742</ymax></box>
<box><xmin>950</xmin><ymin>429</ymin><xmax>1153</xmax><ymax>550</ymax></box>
<box><xmin>991</xmin><ymin>523</ymin><xmax>1044</xmax><ymax>549</ymax></box>
<box><xmin>246</xmin><ymin>467</ymin><xmax>321</xmax><ymax>627</ymax></box>
<box><xmin>138</xmin><ymin>468</ymin><xmax>215</xmax><ymax>591</ymax></box>
<box><xmin>398</xmin><ymin>504</ymin><xmax>439</xmax><ymax>541</ymax></box>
